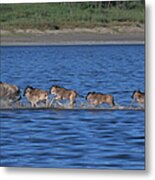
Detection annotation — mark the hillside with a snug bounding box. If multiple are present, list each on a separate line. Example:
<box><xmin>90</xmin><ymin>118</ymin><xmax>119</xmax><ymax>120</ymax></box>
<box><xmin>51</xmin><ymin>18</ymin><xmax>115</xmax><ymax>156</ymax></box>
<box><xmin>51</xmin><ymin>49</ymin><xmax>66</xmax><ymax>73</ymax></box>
<box><xmin>0</xmin><ymin>1</ymin><xmax>144</xmax><ymax>31</ymax></box>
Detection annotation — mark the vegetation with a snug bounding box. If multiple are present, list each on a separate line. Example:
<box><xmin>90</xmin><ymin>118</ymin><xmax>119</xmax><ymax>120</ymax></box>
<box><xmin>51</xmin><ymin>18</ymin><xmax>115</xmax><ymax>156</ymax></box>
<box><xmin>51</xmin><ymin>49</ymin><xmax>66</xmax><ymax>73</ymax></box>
<box><xmin>0</xmin><ymin>1</ymin><xmax>144</xmax><ymax>31</ymax></box>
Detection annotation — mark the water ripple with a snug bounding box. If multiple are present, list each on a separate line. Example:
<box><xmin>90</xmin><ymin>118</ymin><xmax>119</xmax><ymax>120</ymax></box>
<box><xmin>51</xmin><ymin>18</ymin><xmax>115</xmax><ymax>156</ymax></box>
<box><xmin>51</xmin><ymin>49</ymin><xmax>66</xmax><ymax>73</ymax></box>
<box><xmin>0</xmin><ymin>45</ymin><xmax>144</xmax><ymax>169</ymax></box>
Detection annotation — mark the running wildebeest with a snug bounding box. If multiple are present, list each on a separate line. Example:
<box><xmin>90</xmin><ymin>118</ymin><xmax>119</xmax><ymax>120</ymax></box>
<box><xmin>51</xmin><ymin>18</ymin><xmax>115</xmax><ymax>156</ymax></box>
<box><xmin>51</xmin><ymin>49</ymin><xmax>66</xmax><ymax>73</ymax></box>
<box><xmin>0</xmin><ymin>82</ymin><xmax>21</xmax><ymax>105</ymax></box>
<box><xmin>23</xmin><ymin>86</ymin><xmax>49</xmax><ymax>107</ymax></box>
<box><xmin>85</xmin><ymin>91</ymin><xmax>115</xmax><ymax>107</ymax></box>
<box><xmin>131</xmin><ymin>90</ymin><xmax>145</xmax><ymax>107</ymax></box>
<box><xmin>49</xmin><ymin>85</ymin><xmax>83</xmax><ymax>107</ymax></box>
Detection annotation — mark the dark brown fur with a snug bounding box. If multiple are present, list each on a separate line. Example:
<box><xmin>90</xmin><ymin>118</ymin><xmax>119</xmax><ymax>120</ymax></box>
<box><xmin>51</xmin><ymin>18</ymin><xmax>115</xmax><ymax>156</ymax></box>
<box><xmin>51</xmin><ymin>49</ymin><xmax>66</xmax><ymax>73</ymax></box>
<box><xmin>131</xmin><ymin>90</ymin><xmax>145</xmax><ymax>107</ymax></box>
<box><xmin>49</xmin><ymin>85</ymin><xmax>78</xmax><ymax>106</ymax></box>
<box><xmin>85</xmin><ymin>91</ymin><xmax>115</xmax><ymax>107</ymax></box>
<box><xmin>0</xmin><ymin>82</ymin><xmax>20</xmax><ymax>101</ymax></box>
<box><xmin>24</xmin><ymin>86</ymin><xmax>49</xmax><ymax>107</ymax></box>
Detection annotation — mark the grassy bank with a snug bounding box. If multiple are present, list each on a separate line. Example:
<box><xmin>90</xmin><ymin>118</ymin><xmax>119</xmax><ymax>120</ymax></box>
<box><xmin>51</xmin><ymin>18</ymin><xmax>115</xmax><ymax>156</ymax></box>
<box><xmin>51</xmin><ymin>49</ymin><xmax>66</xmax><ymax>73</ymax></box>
<box><xmin>0</xmin><ymin>1</ymin><xmax>144</xmax><ymax>31</ymax></box>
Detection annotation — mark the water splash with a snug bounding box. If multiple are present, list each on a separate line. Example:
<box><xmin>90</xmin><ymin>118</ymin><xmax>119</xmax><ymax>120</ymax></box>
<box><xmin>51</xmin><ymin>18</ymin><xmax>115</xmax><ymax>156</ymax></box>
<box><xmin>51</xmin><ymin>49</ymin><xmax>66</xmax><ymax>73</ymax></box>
<box><xmin>0</xmin><ymin>99</ymin><xmax>144</xmax><ymax>111</ymax></box>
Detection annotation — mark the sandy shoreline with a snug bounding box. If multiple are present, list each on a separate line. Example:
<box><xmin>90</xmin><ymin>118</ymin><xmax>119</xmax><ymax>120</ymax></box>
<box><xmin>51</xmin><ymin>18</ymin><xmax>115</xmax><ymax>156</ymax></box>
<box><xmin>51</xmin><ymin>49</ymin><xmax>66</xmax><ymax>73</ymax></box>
<box><xmin>1</xmin><ymin>28</ymin><xmax>144</xmax><ymax>45</ymax></box>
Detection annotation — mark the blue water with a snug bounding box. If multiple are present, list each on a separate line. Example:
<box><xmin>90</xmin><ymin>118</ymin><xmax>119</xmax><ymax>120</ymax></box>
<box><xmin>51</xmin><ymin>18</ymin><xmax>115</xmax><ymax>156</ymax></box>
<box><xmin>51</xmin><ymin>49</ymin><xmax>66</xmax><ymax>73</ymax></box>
<box><xmin>0</xmin><ymin>45</ymin><xmax>145</xmax><ymax>169</ymax></box>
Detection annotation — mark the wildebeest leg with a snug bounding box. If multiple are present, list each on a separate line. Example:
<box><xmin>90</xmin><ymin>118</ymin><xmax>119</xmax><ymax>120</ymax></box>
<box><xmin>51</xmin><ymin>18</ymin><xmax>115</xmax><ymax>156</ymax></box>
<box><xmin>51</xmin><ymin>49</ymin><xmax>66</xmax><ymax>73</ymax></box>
<box><xmin>49</xmin><ymin>97</ymin><xmax>55</xmax><ymax>107</ymax></box>
<box><xmin>88</xmin><ymin>101</ymin><xmax>95</xmax><ymax>108</ymax></box>
<box><xmin>54</xmin><ymin>97</ymin><xmax>63</xmax><ymax>107</ymax></box>
<box><xmin>13</xmin><ymin>95</ymin><xmax>22</xmax><ymax>107</ymax></box>
<box><xmin>56</xmin><ymin>100</ymin><xmax>63</xmax><ymax>107</ymax></box>
<box><xmin>111</xmin><ymin>104</ymin><xmax>115</xmax><ymax>108</ymax></box>
<box><xmin>14</xmin><ymin>100</ymin><xmax>21</xmax><ymax>108</ymax></box>
<box><xmin>31</xmin><ymin>102</ymin><xmax>37</xmax><ymax>108</ymax></box>
<box><xmin>12</xmin><ymin>95</ymin><xmax>21</xmax><ymax>103</ymax></box>
<box><xmin>45</xmin><ymin>99</ymin><xmax>49</xmax><ymax>107</ymax></box>
<box><xmin>130</xmin><ymin>99</ymin><xmax>135</xmax><ymax>107</ymax></box>
<box><xmin>80</xmin><ymin>102</ymin><xmax>88</xmax><ymax>108</ymax></box>
<box><xmin>69</xmin><ymin>101</ymin><xmax>75</xmax><ymax>108</ymax></box>
<box><xmin>93</xmin><ymin>104</ymin><xmax>98</xmax><ymax>108</ymax></box>
<box><xmin>90</xmin><ymin>101</ymin><xmax>98</xmax><ymax>108</ymax></box>
<box><xmin>109</xmin><ymin>101</ymin><xmax>116</xmax><ymax>108</ymax></box>
<box><xmin>114</xmin><ymin>101</ymin><xmax>119</xmax><ymax>107</ymax></box>
<box><xmin>138</xmin><ymin>102</ymin><xmax>144</xmax><ymax>108</ymax></box>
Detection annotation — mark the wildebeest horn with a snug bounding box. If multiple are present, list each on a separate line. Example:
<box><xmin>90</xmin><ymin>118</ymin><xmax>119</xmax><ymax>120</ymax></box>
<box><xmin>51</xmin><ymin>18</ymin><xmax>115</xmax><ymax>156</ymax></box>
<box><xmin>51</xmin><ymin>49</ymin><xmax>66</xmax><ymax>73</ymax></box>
<box><xmin>53</xmin><ymin>85</ymin><xmax>60</xmax><ymax>88</ymax></box>
<box><xmin>86</xmin><ymin>92</ymin><xmax>91</xmax><ymax>95</ymax></box>
<box><xmin>23</xmin><ymin>85</ymin><xmax>33</xmax><ymax>96</ymax></box>
<box><xmin>26</xmin><ymin>85</ymin><xmax>33</xmax><ymax>89</ymax></box>
<box><xmin>85</xmin><ymin>92</ymin><xmax>93</xmax><ymax>100</ymax></box>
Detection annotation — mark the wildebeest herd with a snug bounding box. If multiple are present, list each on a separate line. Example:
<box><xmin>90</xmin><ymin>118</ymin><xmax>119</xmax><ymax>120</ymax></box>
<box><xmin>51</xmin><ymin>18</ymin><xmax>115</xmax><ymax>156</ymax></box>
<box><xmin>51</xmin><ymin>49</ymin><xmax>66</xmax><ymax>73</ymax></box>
<box><xmin>0</xmin><ymin>82</ymin><xmax>145</xmax><ymax>109</ymax></box>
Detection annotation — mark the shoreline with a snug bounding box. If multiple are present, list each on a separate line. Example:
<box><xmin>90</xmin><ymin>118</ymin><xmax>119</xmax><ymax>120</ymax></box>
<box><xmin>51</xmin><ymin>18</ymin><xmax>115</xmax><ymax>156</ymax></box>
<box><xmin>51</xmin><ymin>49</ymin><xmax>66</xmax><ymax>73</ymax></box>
<box><xmin>0</xmin><ymin>29</ymin><xmax>144</xmax><ymax>46</ymax></box>
<box><xmin>0</xmin><ymin>41</ymin><xmax>144</xmax><ymax>46</ymax></box>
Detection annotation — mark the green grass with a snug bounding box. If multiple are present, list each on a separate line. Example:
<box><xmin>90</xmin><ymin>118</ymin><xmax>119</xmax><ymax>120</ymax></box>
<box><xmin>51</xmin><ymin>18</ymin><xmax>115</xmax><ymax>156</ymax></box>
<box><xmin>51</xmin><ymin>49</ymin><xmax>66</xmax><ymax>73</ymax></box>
<box><xmin>0</xmin><ymin>2</ymin><xmax>144</xmax><ymax>30</ymax></box>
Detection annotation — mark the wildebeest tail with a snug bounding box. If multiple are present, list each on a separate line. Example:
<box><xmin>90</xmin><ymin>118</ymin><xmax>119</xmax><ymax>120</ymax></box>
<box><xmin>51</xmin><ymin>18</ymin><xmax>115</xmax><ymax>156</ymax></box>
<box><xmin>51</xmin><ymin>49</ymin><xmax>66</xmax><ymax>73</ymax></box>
<box><xmin>112</xmin><ymin>97</ymin><xmax>115</xmax><ymax>106</ymax></box>
<box><xmin>12</xmin><ymin>95</ymin><xmax>21</xmax><ymax>103</ymax></box>
<box><xmin>77</xmin><ymin>93</ymin><xmax>84</xmax><ymax>98</ymax></box>
<box><xmin>17</xmin><ymin>95</ymin><xmax>21</xmax><ymax>101</ymax></box>
<box><xmin>17</xmin><ymin>88</ymin><xmax>21</xmax><ymax>96</ymax></box>
<box><xmin>85</xmin><ymin>92</ymin><xmax>93</xmax><ymax>100</ymax></box>
<box><xmin>13</xmin><ymin>88</ymin><xmax>21</xmax><ymax>102</ymax></box>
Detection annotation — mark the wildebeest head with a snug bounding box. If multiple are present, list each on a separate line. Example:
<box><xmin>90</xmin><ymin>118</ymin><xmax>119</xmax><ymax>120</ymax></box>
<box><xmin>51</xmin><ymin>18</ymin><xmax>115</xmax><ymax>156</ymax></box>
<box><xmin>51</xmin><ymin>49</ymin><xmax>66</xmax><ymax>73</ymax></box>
<box><xmin>137</xmin><ymin>89</ymin><xmax>145</xmax><ymax>95</ymax></box>
<box><xmin>23</xmin><ymin>85</ymin><xmax>33</xmax><ymax>96</ymax></box>
<box><xmin>131</xmin><ymin>90</ymin><xmax>145</xmax><ymax>99</ymax></box>
<box><xmin>49</xmin><ymin>85</ymin><xmax>61</xmax><ymax>94</ymax></box>
<box><xmin>85</xmin><ymin>91</ymin><xmax>96</xmax><ymax>100</ymax></box>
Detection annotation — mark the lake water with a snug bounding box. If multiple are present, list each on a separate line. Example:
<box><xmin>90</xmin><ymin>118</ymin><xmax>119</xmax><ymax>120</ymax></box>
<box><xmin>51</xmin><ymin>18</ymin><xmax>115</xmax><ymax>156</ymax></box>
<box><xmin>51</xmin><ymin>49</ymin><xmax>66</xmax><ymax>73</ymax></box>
<box><xmin>0</xmin><ymin>45</ymin><xmax>145</xmax><ymax>169</ymax></box>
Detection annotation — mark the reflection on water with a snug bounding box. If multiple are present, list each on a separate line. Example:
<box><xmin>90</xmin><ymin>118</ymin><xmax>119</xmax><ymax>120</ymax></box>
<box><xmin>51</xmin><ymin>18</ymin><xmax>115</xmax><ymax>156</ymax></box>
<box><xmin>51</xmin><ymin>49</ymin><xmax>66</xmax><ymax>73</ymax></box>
<box><xmin>0</xmin><ymin>110</ymin><xmax>144</xmax><ymax>169</ymax></box>
<box><xmin>0</xmin><ymin>45</ymin><xmax>144</xmax><ymax>169</ymax></box>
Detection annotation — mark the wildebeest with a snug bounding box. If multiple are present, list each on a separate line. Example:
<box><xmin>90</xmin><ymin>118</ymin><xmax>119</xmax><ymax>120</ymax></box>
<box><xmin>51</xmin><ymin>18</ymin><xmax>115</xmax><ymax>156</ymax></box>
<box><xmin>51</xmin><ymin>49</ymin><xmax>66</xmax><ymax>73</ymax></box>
<box><xmin>0</xmin><ymin>82</ymin><xmax>21</xmax><ymax>103</ymax></box>
<box><xmin>85</xmin><ymin>91</ymin><xmax>115</xmax><ymax>107</ymax></box>
<box><xmin>131</xmin><ymin>90</ymin><xmax>145</xmax><ymax>107</ymax></box>
<box><xmin>23</xmin><ymin>86</ymin><xmax>49</xmax><ymax>107</ymax></box>
<box><xmin>49</xmin><ymin>85</ymin><xmax>82</xmax><ymax>107</ymax></box>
